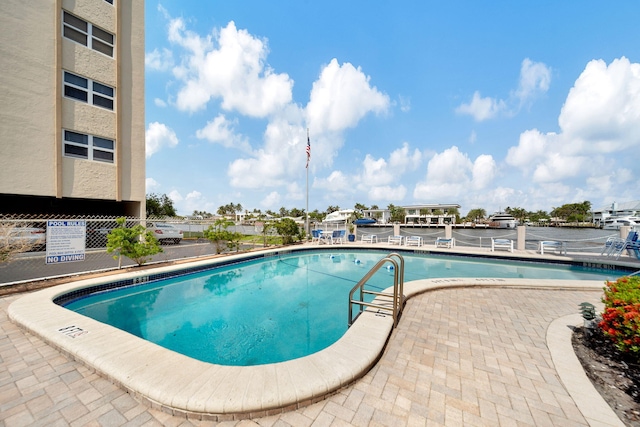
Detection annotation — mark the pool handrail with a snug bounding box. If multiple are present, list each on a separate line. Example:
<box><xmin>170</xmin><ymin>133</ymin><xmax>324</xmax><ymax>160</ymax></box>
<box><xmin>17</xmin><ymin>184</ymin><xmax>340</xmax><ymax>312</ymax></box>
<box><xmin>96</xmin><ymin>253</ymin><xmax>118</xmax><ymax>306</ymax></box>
<box><xmin>348</xmin><ymin>253</ymin><xmax>405</xmax><ymax>328</ymax></box>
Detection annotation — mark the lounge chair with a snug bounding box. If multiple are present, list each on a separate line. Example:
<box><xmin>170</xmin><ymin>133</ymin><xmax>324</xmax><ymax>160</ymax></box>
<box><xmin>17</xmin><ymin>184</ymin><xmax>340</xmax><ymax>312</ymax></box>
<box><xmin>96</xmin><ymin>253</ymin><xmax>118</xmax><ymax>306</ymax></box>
<box><xmin>611</xmin><ymin>231</ymin><xmax>639</xmax><ymax>260</ymax></box>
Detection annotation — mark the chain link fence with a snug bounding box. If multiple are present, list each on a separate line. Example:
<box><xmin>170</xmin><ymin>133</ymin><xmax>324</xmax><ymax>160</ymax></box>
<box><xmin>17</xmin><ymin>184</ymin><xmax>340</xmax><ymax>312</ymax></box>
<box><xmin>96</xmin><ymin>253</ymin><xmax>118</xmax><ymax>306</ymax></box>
<box><xmin>0</xmin><ymin>214</ymin><xmax>271</xmax><ymax>286</ymax></box>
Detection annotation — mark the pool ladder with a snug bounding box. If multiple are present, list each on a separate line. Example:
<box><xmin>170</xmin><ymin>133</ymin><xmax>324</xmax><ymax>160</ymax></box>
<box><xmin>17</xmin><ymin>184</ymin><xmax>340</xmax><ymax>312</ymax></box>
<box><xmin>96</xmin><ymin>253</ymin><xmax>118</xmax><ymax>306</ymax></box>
<box><xmin>348</xmin><ymin>253</ymin><xmax>405</xmax><ymax>328</ymax></box>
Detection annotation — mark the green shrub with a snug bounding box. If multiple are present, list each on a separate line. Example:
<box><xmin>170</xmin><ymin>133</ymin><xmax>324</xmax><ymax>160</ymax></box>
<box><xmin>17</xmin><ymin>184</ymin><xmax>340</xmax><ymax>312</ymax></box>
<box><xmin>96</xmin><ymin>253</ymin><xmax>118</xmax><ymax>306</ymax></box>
<box><xmin>106</xmin><ymin>217</ymin><xmax>162</xmax><ymax>267</ymax></box>
<box><xmin>204</xmin><ymin>219</ymin><xmax>242</xmax><ymax>254</ymax></box>
<box><xmin>599</xmin><ymin>276</ymin><xmax>640</xmax><ymax>355</ymax></box>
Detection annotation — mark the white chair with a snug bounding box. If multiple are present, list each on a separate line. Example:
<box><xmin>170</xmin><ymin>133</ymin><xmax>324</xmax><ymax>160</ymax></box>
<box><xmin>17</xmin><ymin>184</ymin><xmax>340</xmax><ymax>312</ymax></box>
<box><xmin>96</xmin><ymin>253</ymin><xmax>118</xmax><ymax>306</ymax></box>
<box><xmin>435</xmin><ymin>237</ymin><xmax>455</xmax><ymax>248</ymax></box>
<box><xmin>405</xmin><ymin>236</ymin><xmax>422</xmax><ymax>247</ymax></box>
<box><xmin>491</xmin><ymin>238</ymin><xmax>513</xmax><ymax>253</ymax></box>
<box><xmin>538</xmin><ymin>241</ymin><xmax>566</xmax><ymax>255</ymax></box>
<box><xmin>388</xmin><ymin>235</ymin><xmax>403</xmax><ymax>245</ymax></box>
<box><xmin>361</xmin><ymin>234</ymin><xmax>377</xmax><ymax>243</ymax></box>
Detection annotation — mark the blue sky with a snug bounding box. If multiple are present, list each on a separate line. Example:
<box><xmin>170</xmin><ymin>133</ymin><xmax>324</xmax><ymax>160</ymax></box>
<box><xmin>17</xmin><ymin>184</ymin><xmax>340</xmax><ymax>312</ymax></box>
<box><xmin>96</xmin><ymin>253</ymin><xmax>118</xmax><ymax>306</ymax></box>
<box><xmin>144</xmin><ymin>1</ymin><xmax>640</xmax><ymax>217</ymax></box>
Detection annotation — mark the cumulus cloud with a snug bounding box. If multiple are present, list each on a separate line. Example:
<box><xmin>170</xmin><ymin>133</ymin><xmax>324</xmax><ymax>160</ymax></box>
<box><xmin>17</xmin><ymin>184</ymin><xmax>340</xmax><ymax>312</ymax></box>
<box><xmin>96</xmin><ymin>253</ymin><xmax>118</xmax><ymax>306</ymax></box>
<box><xmin>513</xmin><ymin>58</ymin><xmax>551</xmax><ymax>103</ymax></box>
<box><xmin>145</xmin><ymin>122</ymin><xmax>178</xmax><ymax>157</ymax></box>
<box><xmin>228</xmin><ymin>59</ymin><xmax>390</xmax><ymax>189</ymax></box>
<box><xmin>413</xmin><ymin>146</ymin><xmax>497</xmax><ymax>200</ymax></box>
<box><xmin>196</xmin><ymin>114</ymin><xmax>252</xmax><ymax>153</ymax></box>
<box><xmin>506</xmin><ymin>57</ymin><xmax>640</xmax><ymax>191</ymax></box>
<box><xmin>145</xmin><ymin>48</ymin><xmax>174</xmax><ymax>71</ymax></box>
<box><xmin>170</xmin><ymin>20</ymin><xmax>293</xmax><ymax>117</ymax></box>
<box><xmin>455</xmin><ymin>91</ymin><xmax>506</xmax><ymax>121</ymax></box>
<box><xmin>260</xmin><ymin>191</ymin><xmax>281</xmax><ymax>208</ymax></box>
<box><xmin>145</xmin><ymin>177</ymin><xmax>160</xmax><ymax>191</ymax></box>
<box><xmin>306</xmin><ymin>59</ymin><xmax>390</xmax><ymax>133</ymax></box>
<box><xmin>457</xmin><ymin>58</ymin><xmax>551</xmax><ymax>121</ymax></box>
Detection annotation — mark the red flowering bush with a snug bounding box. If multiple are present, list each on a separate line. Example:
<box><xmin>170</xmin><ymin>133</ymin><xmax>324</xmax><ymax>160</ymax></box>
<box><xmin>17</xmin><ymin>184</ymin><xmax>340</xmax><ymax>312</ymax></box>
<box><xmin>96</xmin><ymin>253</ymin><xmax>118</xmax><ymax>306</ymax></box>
<box><xmin>599</xmin><ymin>276</ymin><xmax>640</xmax><ymax>355</ymax></box>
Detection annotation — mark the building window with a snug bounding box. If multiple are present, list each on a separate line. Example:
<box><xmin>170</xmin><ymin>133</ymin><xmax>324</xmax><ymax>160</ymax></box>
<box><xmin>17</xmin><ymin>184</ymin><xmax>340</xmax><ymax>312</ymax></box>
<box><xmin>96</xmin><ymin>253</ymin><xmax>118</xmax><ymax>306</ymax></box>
<box><xmin>104</xmin><ymin>0</ymin><xmax>114</xmax><ymax>4</ymax></box>
<box><xmin>62</xmin><ymin>11</ymin><xmax>114</xmax><ymax>57</ymax></box>
<box><xmin>63</xmin><ymin>71</ymin><xmax>115</xmax><ymax>110</ymax></box>
<box><xmin>63</xmin><ymin>130</ymin><xmax>115</xmax><ymax>163</ymax></box>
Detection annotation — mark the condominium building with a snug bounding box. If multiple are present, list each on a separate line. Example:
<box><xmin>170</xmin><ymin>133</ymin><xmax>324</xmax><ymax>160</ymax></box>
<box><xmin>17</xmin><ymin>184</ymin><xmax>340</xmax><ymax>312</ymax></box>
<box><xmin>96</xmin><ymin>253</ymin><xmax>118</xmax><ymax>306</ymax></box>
<box><xmin>0</xmin><ymin>0</ymin><xmax>145</xmax><ymax>216</ymax></box>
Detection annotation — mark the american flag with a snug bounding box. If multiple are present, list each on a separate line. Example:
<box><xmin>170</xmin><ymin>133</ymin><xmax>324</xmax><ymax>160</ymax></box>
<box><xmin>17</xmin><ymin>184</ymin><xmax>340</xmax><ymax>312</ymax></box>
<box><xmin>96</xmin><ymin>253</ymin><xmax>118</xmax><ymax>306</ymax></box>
<box><xmin>305</xmin><ymin>132</ymin><xmax>311</xmax><ymax>169</ymax></box>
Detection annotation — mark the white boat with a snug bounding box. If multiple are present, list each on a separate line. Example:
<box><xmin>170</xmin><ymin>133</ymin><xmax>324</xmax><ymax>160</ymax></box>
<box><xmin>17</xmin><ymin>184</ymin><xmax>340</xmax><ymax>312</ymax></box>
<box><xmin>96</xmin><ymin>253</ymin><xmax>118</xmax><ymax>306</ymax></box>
<box><xmin>488</xmin><ymin>212</ymin><xmax>518</xmax><ymax>229</ymax></box>
<box><xmin>602</xmin><ymin>216</ymin><xmax>640</xmax><ymax>231</ymax></box>
<box><xmin>323</xmin><ymin>209</ymin><xmax>355</xmax><ymax>223</ymax></box>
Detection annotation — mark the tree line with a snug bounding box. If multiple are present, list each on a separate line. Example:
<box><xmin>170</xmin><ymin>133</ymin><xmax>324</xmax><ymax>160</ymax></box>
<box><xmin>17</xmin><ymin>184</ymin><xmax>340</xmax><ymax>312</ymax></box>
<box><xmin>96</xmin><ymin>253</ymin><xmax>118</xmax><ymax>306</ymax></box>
<box><xmin>146</xmin><ymin>194</ymin><xmax>595</xmax><ymax>224</ymax></box>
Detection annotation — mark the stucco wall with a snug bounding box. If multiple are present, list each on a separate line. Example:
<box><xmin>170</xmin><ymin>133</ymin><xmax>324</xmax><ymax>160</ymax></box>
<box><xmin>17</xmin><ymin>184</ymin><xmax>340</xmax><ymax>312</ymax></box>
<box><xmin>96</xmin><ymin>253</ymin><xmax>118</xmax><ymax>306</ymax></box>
<box><xmin>0</xmin><ymin>1</ymin><xmax>57</xmax><ymax>196</ymax></box>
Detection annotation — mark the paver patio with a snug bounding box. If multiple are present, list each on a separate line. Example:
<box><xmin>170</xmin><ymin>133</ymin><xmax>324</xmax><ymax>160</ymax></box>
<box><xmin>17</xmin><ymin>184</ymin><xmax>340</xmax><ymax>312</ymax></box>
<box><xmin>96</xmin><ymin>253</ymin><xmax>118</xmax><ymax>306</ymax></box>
<box><xmin>1</xmin><ymin>282</ymin><xmax>622</xmax><ymax>426</ymax></box>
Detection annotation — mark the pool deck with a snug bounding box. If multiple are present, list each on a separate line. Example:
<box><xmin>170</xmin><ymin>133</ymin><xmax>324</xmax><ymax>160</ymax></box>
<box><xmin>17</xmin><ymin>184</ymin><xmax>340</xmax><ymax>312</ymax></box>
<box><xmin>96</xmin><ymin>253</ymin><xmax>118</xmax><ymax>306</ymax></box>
<box><xmin>2</xmin><ymin>242</ymin><xmax>636</xmax><ymax>426</ymax></box>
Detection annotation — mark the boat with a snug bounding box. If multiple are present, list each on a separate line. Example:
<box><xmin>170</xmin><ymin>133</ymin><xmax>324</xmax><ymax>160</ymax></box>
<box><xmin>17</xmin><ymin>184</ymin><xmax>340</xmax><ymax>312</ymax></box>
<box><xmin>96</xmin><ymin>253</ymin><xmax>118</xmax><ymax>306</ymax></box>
<box><xmin>488</xmin><ymin>212</ymin><xmax>518</xmax><ymax>229</ymax></box>
<box><xmin>602</xmin><ymin>216</ymin><xmax>640</xmax><ymax>231</ymax></box>
<box><xmin>353</xmin><ymin>218</ymin><xmax>377</xmax><ymax>225</ymax></box>
<box><xmin>323</xmin><ymin>209</ymin><xmax>355</xmax><ymax>223</ymax></box>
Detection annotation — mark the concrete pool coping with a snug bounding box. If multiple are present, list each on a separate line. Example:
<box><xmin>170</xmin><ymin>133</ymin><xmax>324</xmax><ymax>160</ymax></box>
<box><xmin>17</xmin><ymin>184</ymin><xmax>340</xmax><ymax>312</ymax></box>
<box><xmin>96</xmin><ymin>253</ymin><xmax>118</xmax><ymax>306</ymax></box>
<box><xmin>6</xmin><ymin>245</ymin><xmax>627</xmax><ymax>421</ymax></box>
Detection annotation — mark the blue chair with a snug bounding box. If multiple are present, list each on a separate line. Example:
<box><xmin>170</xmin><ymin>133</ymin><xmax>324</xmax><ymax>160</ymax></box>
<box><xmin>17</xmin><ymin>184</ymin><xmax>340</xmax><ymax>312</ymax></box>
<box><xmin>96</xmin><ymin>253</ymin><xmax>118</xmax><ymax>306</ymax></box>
<box><xmin>311</xmin><ymin>229</ymin><xmax>321</xmax><ymax>244</ymax></box>
<box><xmin>331</xmin><ymin>230</ymin><xmax>345</xmax><ymax>244</ymax></box>
<box><xmin>612</xmin><ymin>231</ymin><xmax>639</xmax><ymax>259</ymax></box>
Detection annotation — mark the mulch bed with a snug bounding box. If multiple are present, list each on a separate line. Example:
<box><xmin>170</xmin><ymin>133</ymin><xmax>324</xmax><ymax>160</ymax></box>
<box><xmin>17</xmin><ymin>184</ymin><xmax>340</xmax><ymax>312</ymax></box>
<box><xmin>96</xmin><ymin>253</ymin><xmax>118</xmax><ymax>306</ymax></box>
<box><xmin>572</xmin><ymin>326</ymin><xmax>640</xmax><ymax>425</ymax></box>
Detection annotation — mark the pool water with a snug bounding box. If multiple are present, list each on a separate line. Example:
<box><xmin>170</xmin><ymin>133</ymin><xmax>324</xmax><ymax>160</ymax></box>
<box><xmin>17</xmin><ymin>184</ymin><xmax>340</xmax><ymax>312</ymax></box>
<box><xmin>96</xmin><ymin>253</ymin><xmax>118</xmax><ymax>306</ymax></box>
<box><xmin>64</xmin><ymin>250</ymin><xmax>621</xmax><ymax>366</ymax></box>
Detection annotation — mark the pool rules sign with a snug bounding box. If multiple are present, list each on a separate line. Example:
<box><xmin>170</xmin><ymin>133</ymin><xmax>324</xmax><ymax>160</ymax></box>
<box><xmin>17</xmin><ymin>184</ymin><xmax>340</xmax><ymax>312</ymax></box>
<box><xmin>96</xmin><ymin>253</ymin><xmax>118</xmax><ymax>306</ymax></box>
<box><xmin>46</xmin><ymin>220</ymin><xmax>86</xmax><ymax>264</ymax></box>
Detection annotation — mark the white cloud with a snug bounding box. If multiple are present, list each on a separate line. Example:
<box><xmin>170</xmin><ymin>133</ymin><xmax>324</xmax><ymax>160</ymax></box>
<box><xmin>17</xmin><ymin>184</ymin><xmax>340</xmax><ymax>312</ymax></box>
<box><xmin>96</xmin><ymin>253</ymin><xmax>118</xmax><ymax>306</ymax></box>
<box><xmin>170</xmin><ymin>20</ymin><xmax>293</xmax><ymax>117</ymax></box>
<box><xmin>457</xmin><ymin>58</ymin><xmax>551</xmax><ymax>121</ymax></box>
<box><xmin>398</xmin><ymin>95</ymin><xmax>411</xmax><ymax>112</ymax></box>
<box><xmin>368</xmin><ymin>185</ymin><xmax>407</xmax><ymax>201</ymax></box>
<box><xmin>145</xmin><ymin>122</ymin><xmax>179</xmax><ymax>158</ymax></box>
<box><xmin>260</xmin><ymin>191</ymin><xmax>281</xmax><ymax>208</ymax></box>
<box><xmin>145</xmin><ymin>177</ymin><xmax>160</xmax><ymax>191</ymax></box>
<box><xmin>413</xmin><ymin>146</ymin><xmax>497</xmax><ymax>200</ymax></box>
<box><xmin>507</xmin><ymin>57</ymin><xmax>640</xmax><ymax>192</ymax></box>
<box><xmin>513</xmin><ymin>58</ymin><xmax>551</xmax><ymax>103</ymax></box>
<box><xmin>455</xmin><ymin>91</ymin><xmax>506</xmax><ymax>121</ymax></box>
<box><xmin>145</xmin><ymin>48</ymin><xmax>174</xmax><ymax>71</ymax></box>
<box><xmin>154</xmin><ymin>98</ymin><xmax>167</xmax><ymax>107</ymax></box>
<box><xmin>306</xmin><ymin>59</ymin><xmax>390</xmax><ymax>133</ymax></box>
<box><xmin>196</xmin><ymin>114</ymin><xmax>252</xmax><ymax>152</ymax></box>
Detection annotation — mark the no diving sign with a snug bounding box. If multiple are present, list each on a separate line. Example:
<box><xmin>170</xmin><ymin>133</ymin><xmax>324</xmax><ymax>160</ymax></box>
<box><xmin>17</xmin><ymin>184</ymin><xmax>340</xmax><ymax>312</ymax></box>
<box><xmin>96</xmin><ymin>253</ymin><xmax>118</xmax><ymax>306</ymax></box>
<box><xmin>46</xmin><ymin>220</ymin><xmax>86</xmax><ymax>264</ymax></box>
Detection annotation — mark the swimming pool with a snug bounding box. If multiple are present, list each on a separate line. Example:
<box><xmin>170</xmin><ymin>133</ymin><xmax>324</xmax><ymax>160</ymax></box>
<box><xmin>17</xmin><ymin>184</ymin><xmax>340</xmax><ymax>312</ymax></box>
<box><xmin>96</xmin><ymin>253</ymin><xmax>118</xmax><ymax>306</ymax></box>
<box><xmin>8</xmin><ymin>246</ymin><xmax>632</xmax><ymax>419</ymax></box>
<box><xmin>60</xmin><ymin>249</ymin><xmax>622</xmax><ymax>366</ymax></box>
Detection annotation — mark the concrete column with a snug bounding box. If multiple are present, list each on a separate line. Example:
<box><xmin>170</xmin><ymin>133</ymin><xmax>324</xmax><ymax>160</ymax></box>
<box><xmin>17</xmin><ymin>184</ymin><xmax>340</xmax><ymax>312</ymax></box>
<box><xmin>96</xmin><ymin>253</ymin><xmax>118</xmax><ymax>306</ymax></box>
<box><xmin>394</xmin><ymin>223</ymin><xmax>400</xmax><ymax>236</ymax></box>
<box><xmin>517</xmin><ymin>226</ymin><xmax>526</xmax><ymax>251</ymax></box>
<box><xmin>445</xmin><ymin>224</ymin><xmax>452</xmax><ymax>239</ymax></box>
<box><xmin>620</xmin><ymin>226</ymin><xmax>631</xmax><ymax>239</ymax></box>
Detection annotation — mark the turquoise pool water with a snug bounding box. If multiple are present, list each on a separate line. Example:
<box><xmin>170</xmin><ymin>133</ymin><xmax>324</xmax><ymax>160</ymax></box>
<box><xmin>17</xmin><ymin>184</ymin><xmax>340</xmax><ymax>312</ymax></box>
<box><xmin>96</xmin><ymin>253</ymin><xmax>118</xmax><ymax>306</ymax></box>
<box><xmin>64</xmin><ymin>250</ymin><xmax>622</xmax><ymax>366</ymax></box>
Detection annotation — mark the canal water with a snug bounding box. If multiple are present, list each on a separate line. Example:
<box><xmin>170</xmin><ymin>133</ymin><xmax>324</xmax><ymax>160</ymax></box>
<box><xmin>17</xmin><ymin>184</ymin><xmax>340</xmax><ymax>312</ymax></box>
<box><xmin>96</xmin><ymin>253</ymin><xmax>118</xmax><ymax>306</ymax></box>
<box><xmin>358</xmin><ymin>226</ymin><xmax>620</xmax><ymax>253</ymax></box>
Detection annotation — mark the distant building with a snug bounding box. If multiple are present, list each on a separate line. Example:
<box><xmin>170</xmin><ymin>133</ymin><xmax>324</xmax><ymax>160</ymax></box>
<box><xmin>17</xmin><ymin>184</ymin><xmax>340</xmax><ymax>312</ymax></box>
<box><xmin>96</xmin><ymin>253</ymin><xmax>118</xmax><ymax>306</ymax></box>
<box><xmin>0</xmin><ymin>0</ymin><xmax>145</xmax><ymax>216</ymax></box>
<box><xmin>361</xmin><ymin>204</ymin><xmax>461</xmax><ymax>225</ymax></box>
<box><xmin>592</xmin><ymin>201</ymin><xmax>640</xmax><ymax>226</ymax></box>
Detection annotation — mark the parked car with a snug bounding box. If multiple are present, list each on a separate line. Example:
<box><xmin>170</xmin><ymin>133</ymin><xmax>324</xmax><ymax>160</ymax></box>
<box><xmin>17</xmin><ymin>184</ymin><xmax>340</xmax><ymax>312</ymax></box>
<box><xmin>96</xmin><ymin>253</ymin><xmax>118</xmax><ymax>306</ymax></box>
<box><xmin>147</xmin><ymin>222</ymin><xmax>183</xmax><ymax>244</ymax></box>
<box><xmin>0</xmin><ymin>225</ymin><xmax>46</xmax><ymax>251</ymax></box>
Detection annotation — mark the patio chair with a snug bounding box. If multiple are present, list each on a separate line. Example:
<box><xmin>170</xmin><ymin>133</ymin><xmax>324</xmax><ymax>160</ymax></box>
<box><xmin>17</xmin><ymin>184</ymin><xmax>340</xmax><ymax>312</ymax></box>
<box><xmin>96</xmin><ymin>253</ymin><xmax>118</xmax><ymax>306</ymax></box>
<box><xmin>331</xmin><ymin>229</ymin><xmax>345</xmax><ymax>244</ymax></box>
<box><xmin>310</xmin><ymin>229</ymin><xmax>322</xmax><ymax>244</ymax></box>
<box><xmin>491</xmin><ymin>238</ymin><xmax>513</xmax><ymax>253</ymax></box>
<box><xmin>405</xmin><ymin>236</ymin><xmax>422</xmax><ymax>247</ymax></box>
<box><xmin>611</xmin><ymin>231</ymin><xmax>639</xmax><ymax>260</ymax></box>
<box><xmin>600</xmin><ymin>236</ymin><xmax>619</xmax><ymax>256</ymax></box>
<box><xmin>361</xmin><ymin>234</ymin><xmax>377</xmax><ymax>243</ymax></box>
<box><xmin>435</xmin><ymin>237</ymin><xmax>455</xmax><ymax>248</ymax></box>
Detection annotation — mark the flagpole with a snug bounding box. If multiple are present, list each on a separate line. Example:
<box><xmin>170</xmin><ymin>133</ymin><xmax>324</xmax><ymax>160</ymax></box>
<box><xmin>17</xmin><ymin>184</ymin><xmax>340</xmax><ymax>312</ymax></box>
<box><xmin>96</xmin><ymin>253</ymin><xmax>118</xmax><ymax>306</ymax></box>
<box><xmin>305</xmin><ymin>128</ymin><xmax>310</xmax><ymax>239</ymax></box>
